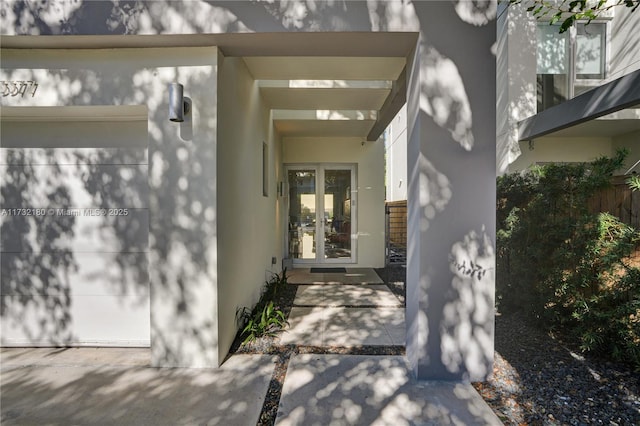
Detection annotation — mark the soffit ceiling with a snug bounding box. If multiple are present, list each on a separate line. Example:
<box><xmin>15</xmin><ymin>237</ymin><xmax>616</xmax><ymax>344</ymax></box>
<box><xmin>243</xmin><ymin>56</ymin><xmax>407</xmax><ymax>139</ymax></box>
<box><xmin>243</xmin><ymin>57</ymin><xmax>406</xmax><ymax>80</ymax></box>
<box><xmin>259</xmin><ymin>87</ymin><xmax>391</xmax><ymax>110</ymax></box>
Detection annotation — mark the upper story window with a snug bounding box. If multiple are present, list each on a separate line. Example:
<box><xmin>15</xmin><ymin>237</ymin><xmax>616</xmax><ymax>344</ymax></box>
<box><xmin>537</xmin><ymin>22</ymin><xmax>607</xmax><ymax>112</ymax></box>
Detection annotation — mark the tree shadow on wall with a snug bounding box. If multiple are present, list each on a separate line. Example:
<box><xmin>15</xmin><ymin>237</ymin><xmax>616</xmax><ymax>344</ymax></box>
<box><xmin>1</xmin><ymin>150</ymin><xmax>76</xmax><ymax>344</ymax></box>
<box><xmin>3</xmin><ymin>0</ymin><xmax>144</xmax><ymax>35</ymax></box>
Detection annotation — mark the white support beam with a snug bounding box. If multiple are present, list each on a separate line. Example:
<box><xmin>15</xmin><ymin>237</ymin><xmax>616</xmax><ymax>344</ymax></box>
<box><xmin>367</xmin><ymin>65</ymin><xmax>407</xmax><ymax>141</ymax></box>
<box><xmin>272</xmin><ymin>109</ymin><xmax>378</xmax><ymax>120</ymax></box>
<box><xmin>257</xmin><ymin>80</ymin><xmax>392</xmax><ymax>89</ymax></box>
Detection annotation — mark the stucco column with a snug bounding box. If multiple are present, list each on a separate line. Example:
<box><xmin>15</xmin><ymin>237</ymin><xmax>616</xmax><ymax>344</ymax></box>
<box><xmin>149</xmin><ymin>49</ymin><xmax>220</xmax><ymax>368</ymax></box>
<box><xmin>407</xmin><ymin>2</ymin><xmax>496</xmax><ymax>382</ymax></box>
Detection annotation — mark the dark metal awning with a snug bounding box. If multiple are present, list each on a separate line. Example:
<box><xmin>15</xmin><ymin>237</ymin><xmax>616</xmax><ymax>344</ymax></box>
<box><xmin>518</xmin><ymin>69</ymin><xmax>640</xmax><ymax>141</ymax></box>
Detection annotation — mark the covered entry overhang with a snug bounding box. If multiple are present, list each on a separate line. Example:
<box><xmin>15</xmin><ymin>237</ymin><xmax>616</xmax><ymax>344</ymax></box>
<box><xmin>2</xmin><ymin>32</ymin><xmax>416</xmax><ymax>141</ymax></box>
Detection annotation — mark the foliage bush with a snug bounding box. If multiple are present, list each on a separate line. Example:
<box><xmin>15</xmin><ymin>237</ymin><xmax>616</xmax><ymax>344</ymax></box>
<box><xmin>237</xmin><ymin>268</ymin><xmax>289</xmax><ymax>344</ymax></box>
<box><xmin>497</xmin><ymin>150</ymin><xmax>640</xmax><ymax>368</ymax></box>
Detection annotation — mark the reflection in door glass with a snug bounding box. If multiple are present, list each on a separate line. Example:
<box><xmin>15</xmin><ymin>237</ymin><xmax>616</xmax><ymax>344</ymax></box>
<box><xmin>288</xmin><ymin>170</ymin><xmax>316</xmax><ymax>259</ymax></box>
<box><xmin>324</xmin><ymin>169</ymin><xmax>351</xmax><ymax>259</ymax></box>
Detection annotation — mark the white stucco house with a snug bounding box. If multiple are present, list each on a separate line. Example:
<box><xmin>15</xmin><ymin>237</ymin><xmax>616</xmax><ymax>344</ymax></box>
<box><xmin>496</xmin><ymin>2</ymin><xmax>640</xmax><ymax>174</ymax></box>
<box><xmin>0</xmin><ymin>0</ymin><xmax>497</xmax><ymax>381</ymax></box>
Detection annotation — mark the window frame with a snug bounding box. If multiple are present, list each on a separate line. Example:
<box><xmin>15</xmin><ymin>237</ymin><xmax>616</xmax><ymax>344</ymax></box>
<box><xmin>574</xmin><ymin>22</ymin><xmax>607</xmax><ymax>80</ymax></box>
<box><xmin>536</xmin><ymin>20</ymin><xmax>610</xmax><ymax>112</ymax></box>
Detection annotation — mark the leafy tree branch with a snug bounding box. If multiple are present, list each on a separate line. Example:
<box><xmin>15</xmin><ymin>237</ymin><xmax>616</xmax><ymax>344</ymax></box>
<box><xmin>509</xmin><ymin>0</ymin><xmax>640</xmax><ymax>32</ymax></box>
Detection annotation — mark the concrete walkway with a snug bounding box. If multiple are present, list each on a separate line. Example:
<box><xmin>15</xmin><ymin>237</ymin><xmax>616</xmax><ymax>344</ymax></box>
<box><xmin>1</xmin><ymin>269</ymin><xmax>502</xmax><ymax>425</ymax></box>
<box><xmin>276</xmin><ymin>354</ymin><xmax>502</xmax><ymax>426</ymax></box>
<box><xmin>276</xmin><ymin>269</ymin><xmax>500</xmax><ymax>425</ymax></box>
<box><xmin>282</xmin><ymin>283</ymin><xmax>404</xmax><ymax>347</ymax></box>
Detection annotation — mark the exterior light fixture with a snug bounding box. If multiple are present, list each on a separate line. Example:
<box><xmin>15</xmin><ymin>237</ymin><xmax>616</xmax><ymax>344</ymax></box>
<box><xmin>169</xmin><ymin>82</ymin><xmax>190</xmax><ymax>122</ymax></box>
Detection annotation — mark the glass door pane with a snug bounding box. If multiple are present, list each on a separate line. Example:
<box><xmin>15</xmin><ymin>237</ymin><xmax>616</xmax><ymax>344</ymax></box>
<box><xmin>288</xmin><ymin>169</ymin><xmax>317</xmax><ymax>260</ymax></box>
<box><xmin>324</xmin><ymin>169</ymin><xmax>352</xmax><ymax>260</ymax></box>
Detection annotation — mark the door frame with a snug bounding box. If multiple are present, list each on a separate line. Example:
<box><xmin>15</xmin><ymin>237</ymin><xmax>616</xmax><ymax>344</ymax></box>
<box><xmin>285</xmin><ymin>163</ymin><xmax>357</xmax><ymax>266</ymax></box>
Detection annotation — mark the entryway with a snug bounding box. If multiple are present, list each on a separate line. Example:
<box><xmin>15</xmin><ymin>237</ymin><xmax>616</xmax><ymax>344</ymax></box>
<box><xmin>286</xmin><ymin>165</ymin><xmax>356</xmax><ymax>265</ymax></box>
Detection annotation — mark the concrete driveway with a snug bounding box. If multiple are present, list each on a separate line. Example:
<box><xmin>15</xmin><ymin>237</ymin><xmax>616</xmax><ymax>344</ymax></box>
<box><xmin>1</xmin><ymin>348</ymin><xmax>275</xmax><ymax>426</ymax></box>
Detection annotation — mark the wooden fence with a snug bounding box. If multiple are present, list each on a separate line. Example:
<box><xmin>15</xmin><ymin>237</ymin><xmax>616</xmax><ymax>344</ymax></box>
<box><xmin>588</xmin><ymin>176</ymin><xmax>639</xmax><ymax>229</ymax></box>
<box><xmin>384</xmin><ymin>177</ymin><xmax>637</xmax><ymax>265</ymax></box>
<box><xmin>385</xmin><ymin>200</ymin><xmax>407</xmax><ymax>264</ymax></box>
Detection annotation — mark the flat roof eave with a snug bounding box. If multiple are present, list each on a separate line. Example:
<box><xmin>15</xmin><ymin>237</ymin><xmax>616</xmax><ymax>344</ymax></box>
<box><xmin>0</xmin><ymin>32</ymin><xmax>419</xmax><ymax>58</ymax></box>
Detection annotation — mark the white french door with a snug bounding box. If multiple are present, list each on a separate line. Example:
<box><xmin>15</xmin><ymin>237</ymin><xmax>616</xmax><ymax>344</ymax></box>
<box><xmin>286</xmin><ymin>164</ymin><xmax>356</xmax><ymax>265</ymax></box>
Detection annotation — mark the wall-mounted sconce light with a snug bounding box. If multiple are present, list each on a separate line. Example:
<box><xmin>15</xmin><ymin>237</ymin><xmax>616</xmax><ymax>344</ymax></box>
<box><xmin>169</xmin><ymin>82</ymin><xmax>190</xmax><ymax>122</ymax></box>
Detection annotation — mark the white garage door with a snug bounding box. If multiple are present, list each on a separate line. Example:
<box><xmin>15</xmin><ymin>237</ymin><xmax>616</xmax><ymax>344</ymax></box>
<box><xmin>1</xmin><ymin>108</ymin><xmax>150</xmax><ymax>347</ymax></box>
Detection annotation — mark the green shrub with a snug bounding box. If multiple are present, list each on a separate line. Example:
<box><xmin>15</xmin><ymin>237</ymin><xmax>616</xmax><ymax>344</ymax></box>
<box><xmin>497</xmin><ymin>149</ymin><xmax>640</xmax><ymax>368</ymax></box>
<box><xmin>237</xmin><ymin>268</ymin><xmax>289</xmax><ymax>344</ymax></box>
<box><xmin>240</xmin><ymin>301</ymin><xmax>287</xmax><ymax>344</ymax></box>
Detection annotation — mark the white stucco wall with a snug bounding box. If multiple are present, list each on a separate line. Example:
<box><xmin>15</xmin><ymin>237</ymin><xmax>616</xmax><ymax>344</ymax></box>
<box><xmin>1</xmin><ymin>47</ymin><xmax>221</xmax><ymax>368</ymax></box>
<box><xmin>609</xmin><ymin>6</ymin><xmax>640</xmax><ymax>81</ymax></box>
<box><xmin>509</xmin><ymin>136</ymin><xmax>614</xmax><ymax>170</ymax></box>
<box><xmin>510</xmin><ymin>131</ymin><xmax>640</xmax><ymax>174</ymax></box>
<box><xmin>216</xmin><ymin>54</ymin><xmax>283</xmax><ymax>360</ymax></box>
<box><xmin>496</xmin><ymin>2</ymin><xmax>537</xmax><ymax>175</ymax></box>
<box><xmin>385</xmin><ymin>104</ymin><xmax>408</xmax><ymax>202</ymax></box>
<box><xmin>283</xmin><ymin>137</ymin><xmax>385</xmax><ymax>268</ymax></box>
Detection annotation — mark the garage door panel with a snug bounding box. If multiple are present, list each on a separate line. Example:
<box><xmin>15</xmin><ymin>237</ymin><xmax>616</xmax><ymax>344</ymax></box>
<box><xmin>1</xmin><ymin>115</ymin><xmax>150</xmax><ymax>348</ymax></box>
<box><xmin>1</xmin><ymin>120</ymin><xmax>148</xmax><ymax>150</ymax></box>
<box><xmin>1</xmin><ymin>295</ymin><xmax>74</xmax><ymax>346</ymax></box>
<box><xmin>0</xmin><ymin>147</ymin><xmax>148</xmax><ymax>166</ymax></box>
<box><xmin>71</xmin><ymin>294</ymin><xmax>150</xmax><ymax>345</ymax></box>
<box><xmin>1</xmin><ymin>293</ymin><xmax>151</xmax><ymax>347</ymax></box>
<box><xmin>0</xmin><ymin>163</ymin><xmax>149</xmax><ymax>209</ymax></box>
<box><xmin>1</xmin><ymin>252</ymin><xmax>149</xmax><ymax>298</ymax></box>
<box><xmin>0</xmin><ymin>209</ymin><xmax>149</xmax><ymax>253</ymax></box>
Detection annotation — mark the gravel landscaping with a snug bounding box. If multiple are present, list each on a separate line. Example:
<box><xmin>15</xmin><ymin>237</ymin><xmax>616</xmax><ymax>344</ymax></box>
<box><xmin>376</xmin><ymin>266</ymin><xmax>640</xmax><ymax>425</ymax></box>
<box><xmin>476</xmin><ymin>312</ymin><xmax>640</xmax><ymax>425</ymax></box>
<box><xmin>227</xmin><ymin>266</ymin><xmax>640</xmax><ymax>425</ymax></box>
